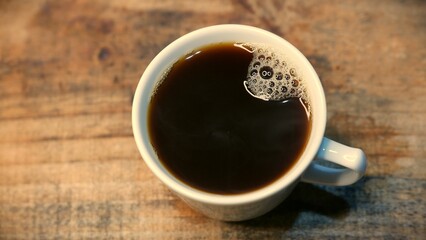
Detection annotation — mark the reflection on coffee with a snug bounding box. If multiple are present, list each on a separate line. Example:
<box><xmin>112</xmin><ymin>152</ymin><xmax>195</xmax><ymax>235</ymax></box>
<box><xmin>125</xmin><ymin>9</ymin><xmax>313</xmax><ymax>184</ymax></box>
<box><xmin>148</xmin><ymin>43</ymin><xmax>311</xmax><ymax>194</ymax></box>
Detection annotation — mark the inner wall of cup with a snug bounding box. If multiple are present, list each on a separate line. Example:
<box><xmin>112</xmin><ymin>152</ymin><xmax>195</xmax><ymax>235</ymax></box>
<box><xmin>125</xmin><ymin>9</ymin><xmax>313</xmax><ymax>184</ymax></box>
<box><xmin>139</xmin><ymin>25</ymin><xmax>326</xmax><ymax>197</ymax></box>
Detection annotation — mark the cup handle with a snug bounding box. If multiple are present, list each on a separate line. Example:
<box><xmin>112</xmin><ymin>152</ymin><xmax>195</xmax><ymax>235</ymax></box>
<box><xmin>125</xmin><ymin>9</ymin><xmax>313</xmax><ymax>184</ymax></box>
<box><xmin>301</xmin><ymin>137</ymin><xmax>367</xmax><ymax>186</ymax></box>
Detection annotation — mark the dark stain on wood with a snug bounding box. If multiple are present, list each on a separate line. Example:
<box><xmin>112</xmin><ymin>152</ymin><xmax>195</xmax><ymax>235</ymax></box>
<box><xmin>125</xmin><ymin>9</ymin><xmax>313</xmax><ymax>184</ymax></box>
<box><xmin>98</xmin><ymin>47</ymin><xmax>111</xmax><ymax>61</ymax></box>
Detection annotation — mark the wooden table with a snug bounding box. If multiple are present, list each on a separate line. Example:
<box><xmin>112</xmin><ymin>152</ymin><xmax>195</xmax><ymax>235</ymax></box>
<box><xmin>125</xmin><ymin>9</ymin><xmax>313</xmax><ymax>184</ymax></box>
<box><xmin>1</xmin><ymin>0</ymin><xmax>424</xmax><ymax>239</ymax></box>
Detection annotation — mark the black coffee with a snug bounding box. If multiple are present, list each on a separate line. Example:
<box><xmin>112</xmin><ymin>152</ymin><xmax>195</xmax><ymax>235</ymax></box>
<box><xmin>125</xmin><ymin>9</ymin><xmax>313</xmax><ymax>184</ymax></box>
<box><xmin>148</xmin><ymin>43</ymin><xmax>311</xmax><ymax>194</ymax></box>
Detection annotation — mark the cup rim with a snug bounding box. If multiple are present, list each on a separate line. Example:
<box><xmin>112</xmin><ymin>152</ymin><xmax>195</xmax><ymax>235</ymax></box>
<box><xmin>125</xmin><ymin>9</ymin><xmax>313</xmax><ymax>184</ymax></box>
<box><xmin>132</xmin><ymin>24</ymin><xmax>326</xmax><ymax>206</ymax></box>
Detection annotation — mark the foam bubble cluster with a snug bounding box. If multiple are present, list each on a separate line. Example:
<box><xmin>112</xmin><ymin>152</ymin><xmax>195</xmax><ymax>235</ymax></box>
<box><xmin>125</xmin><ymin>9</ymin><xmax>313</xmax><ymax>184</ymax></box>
<box><xmin>238</xmin><ymin>43</ymin><xmax>308</xmax><ymax>103</ymax></box>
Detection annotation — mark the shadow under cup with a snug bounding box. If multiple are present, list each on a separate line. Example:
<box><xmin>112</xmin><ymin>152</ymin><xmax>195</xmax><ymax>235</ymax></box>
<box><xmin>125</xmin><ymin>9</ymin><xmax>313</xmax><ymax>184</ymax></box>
<box><xmin>132</xmin><ymin>25</ymin><xmax>327</xmax><ymax>221</ymax></box>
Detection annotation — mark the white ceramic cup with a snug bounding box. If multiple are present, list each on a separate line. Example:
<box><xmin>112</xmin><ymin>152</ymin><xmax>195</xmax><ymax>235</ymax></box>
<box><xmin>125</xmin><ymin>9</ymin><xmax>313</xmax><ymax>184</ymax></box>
<box><xmin>132</xmin><ymin>24</ymin><xmax>367</xmax><ymax>221</ymax></box>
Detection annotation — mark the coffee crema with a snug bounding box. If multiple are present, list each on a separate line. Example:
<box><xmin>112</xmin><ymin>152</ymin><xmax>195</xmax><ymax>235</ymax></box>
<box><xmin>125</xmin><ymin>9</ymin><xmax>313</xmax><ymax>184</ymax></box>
<box><xmin>148</xmin><ymin>42</ymin><xmax>311</xmax><ymax>194</ymax></box>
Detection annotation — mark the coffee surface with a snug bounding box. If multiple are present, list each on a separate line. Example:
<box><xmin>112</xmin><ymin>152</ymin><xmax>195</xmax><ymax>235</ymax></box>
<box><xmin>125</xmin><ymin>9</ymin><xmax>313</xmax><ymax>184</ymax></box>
<box><xmin>148</xmin><ymin>43</ymin><xmax>311</xmax><ymax>194</ymax></box>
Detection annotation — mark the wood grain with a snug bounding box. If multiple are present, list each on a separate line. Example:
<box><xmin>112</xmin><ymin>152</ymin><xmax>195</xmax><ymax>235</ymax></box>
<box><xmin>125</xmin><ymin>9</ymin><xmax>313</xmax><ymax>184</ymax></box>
<box><xmin>1</xmin><ymin>0</ymin><xmax>425</xmax><ymax>239</ymax></box>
